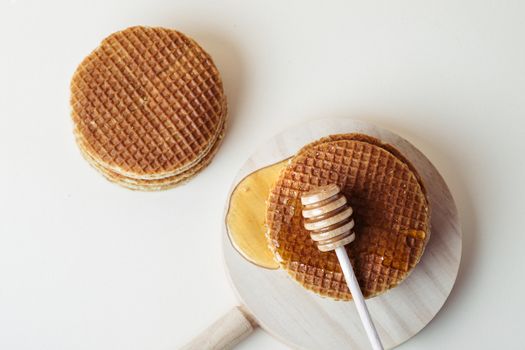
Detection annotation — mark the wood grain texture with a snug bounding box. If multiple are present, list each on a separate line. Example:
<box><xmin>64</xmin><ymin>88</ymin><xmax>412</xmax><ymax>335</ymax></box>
<box><xmin>222</xmin><ymin>119</ymin><xmax>462</xmax><ymax>350</ymax></box>
<box><xmin>181</xmin><ymin>307</ymin><xmax>256</xmax><ymax>350</ymax></box>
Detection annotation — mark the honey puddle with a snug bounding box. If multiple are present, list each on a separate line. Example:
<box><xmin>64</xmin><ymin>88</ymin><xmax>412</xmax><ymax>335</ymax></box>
<box><xmin>226</xmin><ymin>160</ymin><xmax>428</xmax><ymax>272</ymax></box>
<box><xmin>226</xmin><ymin>160</ymin><xmax>289</xmax><ymax>269</ymax></box>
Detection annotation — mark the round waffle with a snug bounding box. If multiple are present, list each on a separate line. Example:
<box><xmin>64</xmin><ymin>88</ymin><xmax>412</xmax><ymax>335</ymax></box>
<box><xmin>266</xmin><ymin>134</ymin><xmax>430</xmax><ymax>300</ymax></box>
<box><xmin>71</xmin><ymin>26</ymin><xmax>227</xmax><ymax>189</ymax></box>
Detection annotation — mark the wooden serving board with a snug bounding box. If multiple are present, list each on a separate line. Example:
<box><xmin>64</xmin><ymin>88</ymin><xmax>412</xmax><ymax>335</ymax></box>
<box><xmin>222</xmin><ymin>119</ymin><xmax>462</xmax><ymax>349</ymax></box>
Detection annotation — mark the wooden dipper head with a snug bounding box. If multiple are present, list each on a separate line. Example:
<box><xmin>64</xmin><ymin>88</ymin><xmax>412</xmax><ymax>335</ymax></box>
<box><xmin>301</xmin><ymin>184</ymin><xmax>355</xmax><ymax>252</ymax></box>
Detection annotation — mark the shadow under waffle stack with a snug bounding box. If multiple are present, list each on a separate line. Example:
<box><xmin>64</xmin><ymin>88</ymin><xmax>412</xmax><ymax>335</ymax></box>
<box><xmin>266</xmin><ymin>134</ymin><xmax>430</xmax><ymax>300</ymax></box>
<box><xmin>71</xmin><ymin>26</ymin><xmax>227</xmax><ymax>190</ymax></box>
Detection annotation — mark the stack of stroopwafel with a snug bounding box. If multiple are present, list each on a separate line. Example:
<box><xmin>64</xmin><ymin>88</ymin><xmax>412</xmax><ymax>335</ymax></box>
<box><xmin>71</xmin><ymin>26</ymin><xmax>227</xmax><ymax>190</ymax></box>
<box><xmin>266</xmin><ymin>134</ymin><xmax>431</xmax><ymax>300</ymax></box>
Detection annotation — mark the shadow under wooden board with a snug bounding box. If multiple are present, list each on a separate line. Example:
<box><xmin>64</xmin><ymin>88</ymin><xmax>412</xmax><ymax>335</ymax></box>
<box><xmin>218</xmin><ymin>119</ymin><xmax>461</xmax><ymax>350</ymax></box>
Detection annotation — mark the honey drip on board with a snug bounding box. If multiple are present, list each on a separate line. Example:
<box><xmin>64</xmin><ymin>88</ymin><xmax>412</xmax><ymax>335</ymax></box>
<box><xmin>226</xmin><ymin>160</ymin><xmax>288</xmax><ymax>269</ymax></box>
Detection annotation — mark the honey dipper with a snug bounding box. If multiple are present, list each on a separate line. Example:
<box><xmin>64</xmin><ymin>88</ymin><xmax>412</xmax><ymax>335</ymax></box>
<box><xmin>301</xmin><ymin>184</ymin><xmax>384</xmax><ymax>350</ymax></box>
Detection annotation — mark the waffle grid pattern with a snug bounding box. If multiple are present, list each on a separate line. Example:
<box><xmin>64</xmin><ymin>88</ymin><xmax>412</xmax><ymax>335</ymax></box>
<box><xmin>266</xmin><ymin>135</ymin><xmax>430</xmax><ymax>300</ymax></box>
<box><xmin>75</xmin><ymin>117</ymin><xmax>225</xmax><ymax>191</ymax></box>
<box><xmin>71</xmin><ymin>26</ymin><xmax>226</xmax><ymax>184</ymax></box>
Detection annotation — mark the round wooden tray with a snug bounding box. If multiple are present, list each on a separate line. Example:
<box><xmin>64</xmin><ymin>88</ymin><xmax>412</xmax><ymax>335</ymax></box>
<box><xmin>222</xmin><ymin>119</ymin><xmax>462</xmax><ymax>349</ymax></box>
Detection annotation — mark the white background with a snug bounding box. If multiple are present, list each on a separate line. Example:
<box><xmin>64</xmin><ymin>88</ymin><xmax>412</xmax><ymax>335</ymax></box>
<box><xmin>1</xmin><ymin>1</ymin><xmax>524</xmax><ymax>349</ymax></box>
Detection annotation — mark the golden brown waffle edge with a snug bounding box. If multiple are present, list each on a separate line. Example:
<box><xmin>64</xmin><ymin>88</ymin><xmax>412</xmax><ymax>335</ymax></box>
<box><xmin>75</xmin><ymin>116</ymin><xmax>226</xmax><ymax>190</ymax></box>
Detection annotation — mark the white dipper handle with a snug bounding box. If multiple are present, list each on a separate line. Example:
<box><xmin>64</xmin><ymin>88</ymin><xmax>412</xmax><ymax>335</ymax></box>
<box><xmin>335</xmin><ymin>246</ymin><xmax>383</xmax><ymax>350</ymax></box>
<box><xmin>301</xmin><ymin>184</ymin><xmax>384</xmax><ymax>350</ymax></box>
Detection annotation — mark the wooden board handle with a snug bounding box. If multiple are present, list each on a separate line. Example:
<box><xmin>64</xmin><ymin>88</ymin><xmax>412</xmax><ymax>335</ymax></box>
<box><xmin>181</xmin><ymin>306</ymin><xmax>257</xmax><ymax>350</ymax></box>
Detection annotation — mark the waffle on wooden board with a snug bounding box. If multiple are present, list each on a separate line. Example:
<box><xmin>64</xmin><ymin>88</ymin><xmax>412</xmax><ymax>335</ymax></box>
<box><xmin>266</xmin><ymin>134</ymin><xmax>431</xmax><ymax>300</ymax></box>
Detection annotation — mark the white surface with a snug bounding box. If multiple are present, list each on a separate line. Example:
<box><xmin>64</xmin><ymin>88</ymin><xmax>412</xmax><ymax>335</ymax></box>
<box><xmin>0</xmin><ymin>1</ymin><xmax>524</xmax><ymax>349</ymax></box>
